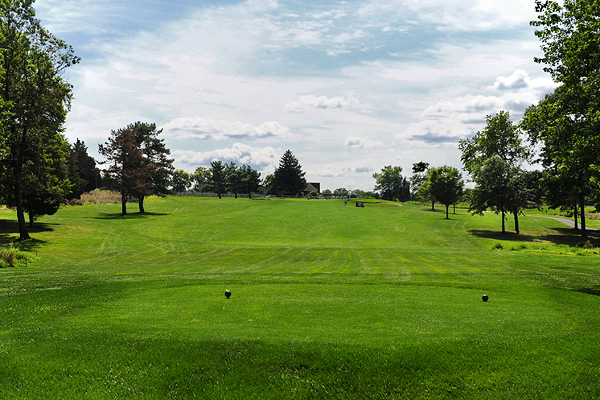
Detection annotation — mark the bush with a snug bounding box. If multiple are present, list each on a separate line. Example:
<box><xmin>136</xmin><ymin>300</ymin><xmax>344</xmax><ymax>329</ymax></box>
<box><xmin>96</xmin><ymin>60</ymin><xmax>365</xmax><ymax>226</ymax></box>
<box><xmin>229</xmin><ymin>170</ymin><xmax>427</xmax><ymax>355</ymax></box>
<box><xmin>491</xmin><ymin>243</ymin><xmax>503</xmax><ymax>251</ymax></box>
<box><xmin>0</xmin><ymin>244</ymin><xmax>36</xmax><ymax>268</ymax></box>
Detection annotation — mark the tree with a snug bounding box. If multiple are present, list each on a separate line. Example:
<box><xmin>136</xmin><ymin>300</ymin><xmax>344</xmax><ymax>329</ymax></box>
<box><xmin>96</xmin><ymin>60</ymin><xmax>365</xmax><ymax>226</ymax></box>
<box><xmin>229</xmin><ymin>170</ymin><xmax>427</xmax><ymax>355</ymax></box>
<box><xmin>209</xmin><ymin>161</ymin><xmax>227</xmax><ymax>199</ymax></box>
<box><xmin>429</xmin><ymin>166</ymin><xmax>464</xmax><ymax>219</ymax></box>
<box><xmin>171</xmin><ymin>170</ymin><xmax>191</xmax><ymax>193</ymax></box>
<box><xmin>130</xmin><ymin>122</ymin><xmax>174</xmax><ymax>213</ymax></box>
<box><xmin>410</xmin><ymin>162</ymin><xmax>430</xmax><ymax>200</ymax></box>
<box><xmin>66</xmin><ymin>139</ymin><xmax>98</xmax><ymax>199</ymax></box>
<box><xmin>21</xmin><ymin>133</ymin><xmax>72</xmax><ymax>227</ymax></box>
<box><xmin>417</xmin><ymin>173</ymin><xmax>435</xmax><ymax>211</ymax></box>
<box><xmin>192</xmin><ymin>167</ymin><xmax>211</xmax><ymax>192</ymax></box>
<box><xmin>271</xmin><ymin>150</ymin><xmax>307</xmax><ymax>196</ymax></box>
<box><xmin>0</xmin><ymin>0</ymin><xmax>79</xmax><ymax>239</ymax></box>
<box><xmin>333</xmin><ymin>188</ymin><xmax>349</xmax><ymax>197</ymax></box>
<box><xmin>240</xmin><ymin>165</ymin><xmax>261</xmax><ymax>199</ymax></box>
<box><xmin>99</xmin><ymin>126</ymin><xmax>150</xmax><ymax>215</ymax></box>
<box><xmin>373</xmin><ymin>166</ymin><xmax>404</xmax><ymax>201</ymax></box>
<box><xmin>225</xmin><ymin>162</ymin><xmax>243</xmax><ymax>199</ymax></box>
<box><xmin>522</xmin><ymin>1</ymin><xmax>600</xmax><ymax>236</ymax></box>
<box><xmin>459</xmin><ymin>111</ymin><xmax>530</xmax><ymax>234</ymax></box>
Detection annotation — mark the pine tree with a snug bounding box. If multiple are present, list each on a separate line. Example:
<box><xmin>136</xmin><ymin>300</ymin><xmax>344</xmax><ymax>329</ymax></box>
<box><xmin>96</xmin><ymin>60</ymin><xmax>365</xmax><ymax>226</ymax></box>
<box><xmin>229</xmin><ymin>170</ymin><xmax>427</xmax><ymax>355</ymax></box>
<box><xmin>271</xmin><ymin>150</ymin><xmax>307</xmax><ymax>196</ymax></box>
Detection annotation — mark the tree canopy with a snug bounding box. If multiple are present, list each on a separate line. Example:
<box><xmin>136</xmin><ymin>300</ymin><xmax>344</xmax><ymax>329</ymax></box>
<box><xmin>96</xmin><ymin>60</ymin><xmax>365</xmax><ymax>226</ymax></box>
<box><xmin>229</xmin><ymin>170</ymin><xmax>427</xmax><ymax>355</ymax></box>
<box><xmin>373</xmin><ymin>165</ymin><xmax>405</xmax><ymax>201</ymax></box>
<box><xmin>459</xmin><ymin>111</ymin><xmax>530</xmax><ymax>234</ymax></box>
<box><xmin>271</xmin><ymin>150</ymin><xmax>307</xmax><ymax>196</ymax></box>
<box><xmin>428</xmin><ymin>166</ymin><xmax>464</xmax><ymax>219</ymax></box>
<box><xmin>0</xmin><ymin>0</ymin><xmax>79</xmax><ymax>239</ymax></box>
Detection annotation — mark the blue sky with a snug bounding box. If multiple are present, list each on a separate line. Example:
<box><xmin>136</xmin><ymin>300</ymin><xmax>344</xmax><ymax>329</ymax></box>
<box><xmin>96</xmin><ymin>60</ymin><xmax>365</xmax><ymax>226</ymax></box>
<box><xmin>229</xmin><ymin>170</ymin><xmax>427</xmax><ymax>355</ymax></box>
<box><xmin>35</xmin><ymin>0</ymin><xmax>556</xmax><ymax>191</ymax></box>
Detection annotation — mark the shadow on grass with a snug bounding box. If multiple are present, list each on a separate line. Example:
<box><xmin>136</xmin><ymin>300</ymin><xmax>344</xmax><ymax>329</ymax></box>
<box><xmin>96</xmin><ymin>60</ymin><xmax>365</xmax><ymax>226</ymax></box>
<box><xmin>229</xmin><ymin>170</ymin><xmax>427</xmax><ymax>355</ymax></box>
<box><xmin>91</xmin><ymin>212</ymin><xmax>169</xmax><ymax>220</ymax></box>
<box><xmin>0</xmin><ymin>219</ymin><xmax>51</xmax><ymax>249</ymax></box>
<box><xmin>573</xmin><ymin>287</ymin><xmax>600</xmax><ymax>297</ymax></box>
<box><xmin>468</xmin><ymin>227</ymin><xmax>600</xmax><ymax>246</ymax></box>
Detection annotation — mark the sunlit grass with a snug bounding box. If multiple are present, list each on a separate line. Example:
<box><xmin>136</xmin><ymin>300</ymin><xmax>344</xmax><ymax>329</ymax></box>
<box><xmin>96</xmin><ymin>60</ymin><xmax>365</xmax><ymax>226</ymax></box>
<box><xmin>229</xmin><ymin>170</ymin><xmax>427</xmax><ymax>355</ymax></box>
<box><xmin>0</xmin><ymin>197</ymin><xmax>599</xmax><ymax>398</ymax></box>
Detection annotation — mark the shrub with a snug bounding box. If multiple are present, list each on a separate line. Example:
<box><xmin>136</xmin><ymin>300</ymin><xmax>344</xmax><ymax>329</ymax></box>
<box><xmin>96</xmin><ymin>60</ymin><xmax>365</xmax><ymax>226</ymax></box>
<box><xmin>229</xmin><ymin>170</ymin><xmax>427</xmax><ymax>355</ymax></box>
<box><xmin>491</xmin><ymin>243</ymin><xmax>503</xmax><ymax>250</ymax></box>
<box><xmin>0</xmin><ymin>244</ymin><xmax>36</xmax><ymax>268</ymax></box>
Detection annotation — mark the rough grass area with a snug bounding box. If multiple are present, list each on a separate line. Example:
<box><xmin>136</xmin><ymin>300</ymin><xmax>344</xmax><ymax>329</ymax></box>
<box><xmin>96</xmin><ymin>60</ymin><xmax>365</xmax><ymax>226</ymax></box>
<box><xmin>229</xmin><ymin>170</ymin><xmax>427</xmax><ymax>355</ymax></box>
<box><xmin>0</xmin><ymin>197</ymin><xmax>599</xmax><ymax>399</ymax></box>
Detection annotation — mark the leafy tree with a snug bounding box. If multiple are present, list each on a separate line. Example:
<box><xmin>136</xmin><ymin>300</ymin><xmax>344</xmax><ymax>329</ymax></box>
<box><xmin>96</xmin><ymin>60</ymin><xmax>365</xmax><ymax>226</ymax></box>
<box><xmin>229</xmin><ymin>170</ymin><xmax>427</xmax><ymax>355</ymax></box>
<box><xmin>240</xmin><ymin>165</ymin><xmax>261</xmax><ymax>199</ymax></box>
<box><xmin>333</xmin><ymin>188</ymin><xmax>349</xmax><ymax>197</ymax></box>
<box><xmin>130</xmin><ymin>122</ymin><xmax>174</xmax><ymax>213</ymax></box>
<box><xmin>429</xmin><ymin>166</ymin><xmax>464</xmax><ymax>219</ymax></box>
<box><xmin>99</xmin><ymin>126</ymin><xmax>150</xmax><ymax>215</ymax></box>
<box><xmin>0</xmin><ymin>0</ymin><xmax>79</xmax><ymax>239</ymax></box>
<box><xmin>209</xmin><ymin>161</ymin><xmax>227</xmax><ymax>199</ymax></box>
<box><xmin>262</xmin><ymin>174</ymin><xmax>274</xmax><ymax>195</ymax></box>
<box><xmin>459</xmin><ymin>111</ymin><xmax>530</xmax><ymax>234</ymax></box>
<box><xmin>521</xmin><ymin>0</ymin><xmax>600</xmax><ymax>237</ymax></box>
<box><xmin>271</xmin><ymin>150</ymin><xmax>307</xmax><ymax>196</ymax></box>
<box><xmin>410</xmin><ymin>161</ymin><xmax>430</xmax><ymax>199</ymax></box>
<box><xmin>373</xmin><ymin>165</ymin><xmax>404</xmax><ymax>201</ymax></box>
<box><xmin>171</xmin><ymin>170</ymin><xmax>191</xmax><ymax>193</ymax></box>
<box><xmin>21</xmin><ymin>133</ymin><xmax>72</xmax><ymax>227</ymax></box>
<box><xmin>192</xmin><ymin>167</ymin><xmax>211</xmax><ymax>192</ymax></box>
<box><xmin>417</xmin><ymin>174</ymin><xmax>435</xmax><ymax>211</ymax></box>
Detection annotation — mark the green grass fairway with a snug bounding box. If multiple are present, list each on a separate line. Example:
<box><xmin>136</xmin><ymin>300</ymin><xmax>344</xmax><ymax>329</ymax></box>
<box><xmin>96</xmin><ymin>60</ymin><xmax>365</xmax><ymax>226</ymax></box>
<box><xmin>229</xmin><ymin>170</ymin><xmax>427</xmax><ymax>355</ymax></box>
<box><xmin>1</xmin><ymin>197</ymin><xmax>599</xmax><ymax>399</ymax></box>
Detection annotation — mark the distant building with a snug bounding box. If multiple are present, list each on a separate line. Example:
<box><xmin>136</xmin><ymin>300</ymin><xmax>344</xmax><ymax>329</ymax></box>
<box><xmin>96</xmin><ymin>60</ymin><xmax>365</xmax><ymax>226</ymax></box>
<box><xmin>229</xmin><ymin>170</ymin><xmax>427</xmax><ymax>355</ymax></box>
<box><xmin>303</xmin><ymin>182</ymin><xmax>320</xmax><ymax>195</ymax></box>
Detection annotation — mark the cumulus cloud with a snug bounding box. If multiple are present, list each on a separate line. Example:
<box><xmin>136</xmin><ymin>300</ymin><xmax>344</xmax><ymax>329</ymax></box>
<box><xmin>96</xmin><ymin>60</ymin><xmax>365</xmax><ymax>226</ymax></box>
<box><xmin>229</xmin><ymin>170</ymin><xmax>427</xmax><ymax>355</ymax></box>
<box><xmin>401</xmin><ymin>70</ymin><xmax>558</xmax><ymax>145</ymax></box>
<box><xmin>172</xmin><ymin>143</ymin><xmax>279</xmax><ymax>171</ymax></box>
<box><xmin>161</xmin><ymin>118</ymin><xmax>292</xmax><ymax>140</ymax></box>
<box><xmin>285</xmin><ymin>93</ymin><xmax>368</xmax><ymax>112</ymax></box>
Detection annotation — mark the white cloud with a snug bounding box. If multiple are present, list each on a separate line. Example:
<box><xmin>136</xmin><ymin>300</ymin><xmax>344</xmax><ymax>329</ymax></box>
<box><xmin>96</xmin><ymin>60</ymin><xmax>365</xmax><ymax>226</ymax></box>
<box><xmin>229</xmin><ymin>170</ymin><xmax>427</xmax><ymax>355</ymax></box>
<box><xmin>345</xmin><ymin>136</ymin><xmax>385</xmax><ymax>149</ymax></box>
<box><xmin>161</xmin><ymin>118</ymin><xmax>292</xmax><ymax>141</ymax></box>
<box><xmin>172</xmin><ymin>144</ymin><xmax>279</xmax><ymax>172</ymax></box>
<box><xmin>285</xmin><ymin>93</ymin><xmax>368</xmax><ymax>112</ymax></box>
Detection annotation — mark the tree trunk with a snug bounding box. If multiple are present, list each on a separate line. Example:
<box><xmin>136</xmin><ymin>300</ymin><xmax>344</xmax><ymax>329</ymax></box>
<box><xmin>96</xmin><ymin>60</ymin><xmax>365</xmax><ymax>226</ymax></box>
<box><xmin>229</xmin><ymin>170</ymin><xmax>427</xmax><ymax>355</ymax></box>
<box><xmin>573</xmin><ymin>200</ymin><xmax>578</xmax><ymax>230</ymax></box>
<box><xmin>138</xmin><ymin>195</ymin><xmax>145</xmax><ymax>213</ymax></box>
<box><xmin>445</xmin><ymin>205</ymin><xmax>449</xmax><ymax>219</ymax></box>
<box><xmin>121</xmin><ymin>192</ymin><xmax>127</xmax><ymax>215</ymax></box>
<box><xmin>248</xmin><ymin>191</ymin><xmax>252</xmax><ymax>199</ymax></box>
<box><xmin>513</xmin><ymin>211</ymin><xmax>519</xmax><ymax>235</ymax></box>
<box><xmin>218</xmin><ymin>192</ymin><xmax>222</xmax><ymax>199</ymax></box>
<box><xmin>431</xmin><ymin>199</ymin><xmax>435</xmax><ymax>211</ymax></box>
<box><xmin>28</xmin><ymin>212</ymin><xmax>35</xmax><ymax>228</ymax></box>
<box><xmin>501</xmin><ymin>210</ymin><xmax>506</xmax><ymax>234</ymax></box>
<box><xmin>579</xmin><ymin>192</ymin><xmax>587</xmax><ymax>237</ymax></box>
<box><xmin>14</xmin><ymin>138</ymin><xmax>30</xmax><ymax>240</ymax></box>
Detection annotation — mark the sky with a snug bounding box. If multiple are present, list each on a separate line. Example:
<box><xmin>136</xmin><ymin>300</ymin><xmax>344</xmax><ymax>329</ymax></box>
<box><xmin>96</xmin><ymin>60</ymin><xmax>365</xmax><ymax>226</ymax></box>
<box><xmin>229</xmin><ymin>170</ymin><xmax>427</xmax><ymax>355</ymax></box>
<box><xmin>34</xmin><ymin>0</ymin><xmax>557</xmax><ymax>192</ymax></box>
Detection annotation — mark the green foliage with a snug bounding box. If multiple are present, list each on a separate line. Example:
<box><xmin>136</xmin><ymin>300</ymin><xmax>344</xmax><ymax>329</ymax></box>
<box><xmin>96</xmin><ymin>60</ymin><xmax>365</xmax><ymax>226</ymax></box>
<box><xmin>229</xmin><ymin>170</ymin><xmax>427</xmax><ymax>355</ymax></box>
<box><xmin>271</xmin><ymin>150</ymin><xmax>307</xmax><ymax>196</ymax></box>
<box><xmin>209</xmin><ymin>160</ymin><xmax>227</xmax><ymax>199</ymax></box>
<box><xmin>99</xmin><ymin>122</ymin><xmax>173</xmax><ymax>214</ymax></box>
<box><xmin>526</xmin><ymin>0</ymin><xmax>600</xmax><ymax>237</ymax></box>
<box><xmin>373</xmin><ymin>165</ymin><xmax>408</xmax><ymax>201</ymax></box>
<box><xmin>171</xmin><ymin>169</ymin><xmax>191</xmax><ymax>192</ymax></box>
<box><xmin>0</xmin><ymin>243</ymin><xmax>36</xmax><ymax>268</ymax></box>
<box><xmin>0</xmin><ymin>0</ymin><xmax>79</xmax><ymax>239</ymax></box>
<box><xmin>428</xmin><ymin>165</ymin><xmax>464</xmax><ymax>219</ymax></box>
<box><xmin>460</xmin><ymin>112</ymin><xmax>531</xmax><ymax>234</ymax></box>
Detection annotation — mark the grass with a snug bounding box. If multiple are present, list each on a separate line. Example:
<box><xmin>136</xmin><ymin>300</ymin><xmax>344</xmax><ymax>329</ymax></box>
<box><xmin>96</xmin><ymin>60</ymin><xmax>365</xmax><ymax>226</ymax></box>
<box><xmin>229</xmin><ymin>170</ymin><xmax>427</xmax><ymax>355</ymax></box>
<box><xmin>0</xmin><ymin>197</ymin><xmax>599</xmax><ymax>398</ymax></box>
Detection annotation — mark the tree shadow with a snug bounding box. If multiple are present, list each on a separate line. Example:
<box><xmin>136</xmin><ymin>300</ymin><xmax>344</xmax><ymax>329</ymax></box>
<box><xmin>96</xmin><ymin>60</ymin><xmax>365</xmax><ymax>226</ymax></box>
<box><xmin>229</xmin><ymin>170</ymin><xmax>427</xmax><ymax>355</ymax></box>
<box><xmin>572</xmin><ymin>287</ymin><xmax>600</xmax><ymax>297</ymax></box>
<box><xmin>91</xmin><ymin>211</ymin><xmax>169</xmax><ymax>220</ymax></box>
<box><xmin>468</xmin><ymin>227</ymin><xmax>600</xmax><ymax>246</ymax></box>
<box><xmin>0</xmin><ymin>219</ymin><xmax>51</xmax><ymax>248</ymax></box>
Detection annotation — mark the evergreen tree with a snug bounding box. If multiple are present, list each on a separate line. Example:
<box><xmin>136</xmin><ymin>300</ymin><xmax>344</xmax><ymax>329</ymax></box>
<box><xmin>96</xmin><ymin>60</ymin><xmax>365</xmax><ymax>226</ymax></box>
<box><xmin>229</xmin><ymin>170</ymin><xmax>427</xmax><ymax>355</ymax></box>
<box><xmin>209</xmin><ymin>161</ymin><xmax>227</xmax><ymax>199</ymax></box>
<box><xmin>271</xmin><ymin>150</ymin><xmax>307</xmax><ymax>196</ymax></box>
